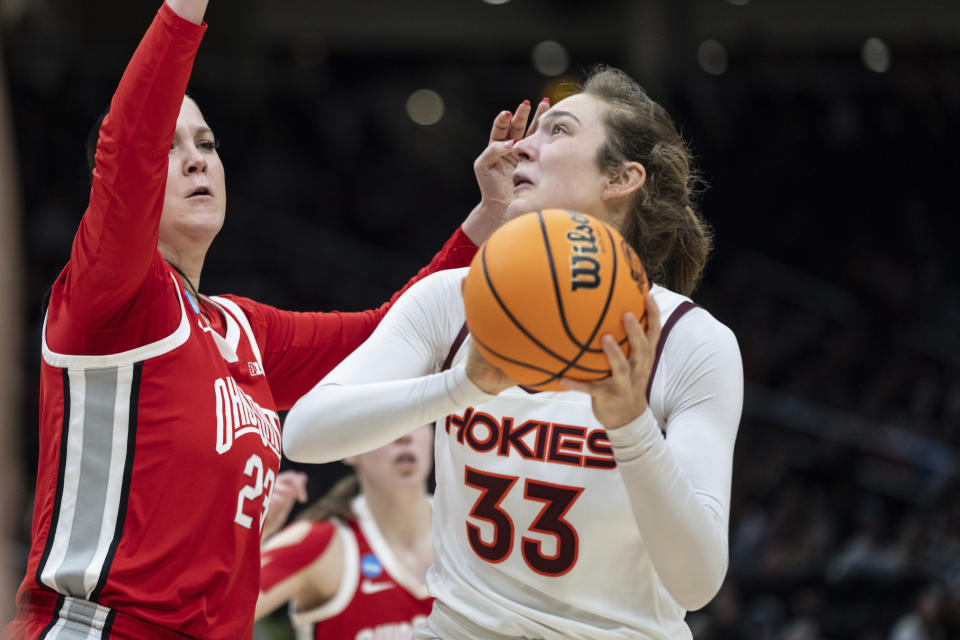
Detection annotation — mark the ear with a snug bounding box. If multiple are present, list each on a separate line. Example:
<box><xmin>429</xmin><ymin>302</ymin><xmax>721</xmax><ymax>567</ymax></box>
<box><xmin>602</xmin><ymin>161</ymin><xmax>646</xmax><ymax>203</ymax></box>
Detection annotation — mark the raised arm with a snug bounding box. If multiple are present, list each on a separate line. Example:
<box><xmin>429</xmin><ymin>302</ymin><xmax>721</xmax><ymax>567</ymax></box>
<box><xmin>67</xmin><ymin>2</ymin><xmax>206</xmax><ymax>328</ymax></box>
<box><xmin>166</xmin><ymin>0</ymin><xmax>208</xmax><ymax>25</ymax></box>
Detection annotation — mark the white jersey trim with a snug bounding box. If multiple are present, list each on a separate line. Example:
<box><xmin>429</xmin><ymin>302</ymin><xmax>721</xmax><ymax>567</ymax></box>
<box><xmin>39</xmin><ymin>364</ymin><xmax>137</xmax><ymax>601</ymax></box>
<box><xmin>352</xmin><ymin>495</ymin><xmax>430</xmax><ymax>600</ymax></box>
<box><xmin>289</xmin><ymin>519</ymin><xmax>358</xmax><ymax>627</ymax></box>
<box><xmin>41</xmin><ymin>272</ymin><xmax>191</xmax><ymax>369</ymax></box>
<box><xmin>209</xmin><ymin>296</ymin><xmax>264</xmax><ymax>369</ymax></box>
<box><xmin>44</xmin><ymin>596</ymin><xmax>112</xmax><ymax>639</ymax></box>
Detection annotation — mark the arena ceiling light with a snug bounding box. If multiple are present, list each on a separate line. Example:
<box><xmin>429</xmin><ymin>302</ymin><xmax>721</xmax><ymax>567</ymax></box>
<box><xmin>532</xmin><ymin>40</ymin><xmax>569</xmax><ymax>77</ymax></box>
<box><xmin>697</xmin><ymin>39</ymin><xmax>729</xmax><ymax>75</ymax></box>
<box><xmin>862</xmin><ymin>37</ymin><xmax>891</xmax><ymax>73</ymax></box>
<box><xmin>406</xmin><ymin>89</ymin><xmax>445</xmax><ymax>126</ymax></box>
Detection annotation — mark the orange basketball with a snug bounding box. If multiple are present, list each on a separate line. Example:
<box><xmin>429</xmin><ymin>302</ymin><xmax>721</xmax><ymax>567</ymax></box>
<box><xmin>463</xmin><ymin>209</ymin><xmax>650</xmax><ymax>391</ymax></box>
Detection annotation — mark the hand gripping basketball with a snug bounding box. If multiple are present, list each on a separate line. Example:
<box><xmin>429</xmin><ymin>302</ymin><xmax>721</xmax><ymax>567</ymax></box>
<box><xmin>560</xmin><ymin>294</ymin><xmax>662</xmax><ymax>429</ymax></box>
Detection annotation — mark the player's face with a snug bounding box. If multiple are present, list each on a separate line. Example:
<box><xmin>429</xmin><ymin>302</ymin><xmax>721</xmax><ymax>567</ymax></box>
<box><xmin>508</xmin><ymin>93</ymin><xmax>613</xmax><ymax>222</ymax></box>
<box><xmin>354</xmin><ymin>424</ymin><xmax>434</xmax><ymax>492</ymax></box>
<box><xmin>159</xmin><ymin>97</ymin><xmax>227</xmax><ymax>255</ymax></box>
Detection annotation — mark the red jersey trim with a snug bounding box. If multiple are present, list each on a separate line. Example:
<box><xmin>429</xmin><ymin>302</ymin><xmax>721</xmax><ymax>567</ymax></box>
<box><xmin>42</xmin><ymin>272</ymin><xmax>190</xmax><ymax>369</ymax></box>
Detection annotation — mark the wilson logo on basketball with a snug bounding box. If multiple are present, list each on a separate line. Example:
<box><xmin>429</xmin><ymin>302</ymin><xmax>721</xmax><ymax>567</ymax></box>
<box><xmin>566</xmin><ymin>211</ymin><xmax>602</xmax><ymax>291</ymax></box>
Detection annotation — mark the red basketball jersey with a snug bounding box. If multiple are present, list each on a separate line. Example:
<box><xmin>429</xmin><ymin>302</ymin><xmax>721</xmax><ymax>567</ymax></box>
<box><xmin>8</xmin><ymin>5</ymin><xmax>476</xmax><ymax>639</ymax></box>
<box><xmin>286</xmin><ymin>497</ymin><xmax>433</xmax><ymax>640</ymax></box>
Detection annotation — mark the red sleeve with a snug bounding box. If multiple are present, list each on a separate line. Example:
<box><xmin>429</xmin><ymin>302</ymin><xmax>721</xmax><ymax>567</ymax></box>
<box><xmin>65</xmin><ymin>4</ymin><xmax>206</xmax><ymax>330</ymax></box>
<box><xmin>260</xmin><ymin>521</ymin><xmax>336</xmax><ymax>593</ymax></box>
<box><xmin>227</xmin><ymin>226</ymin><xmax>477</xmax><ymax>410</ymax></box>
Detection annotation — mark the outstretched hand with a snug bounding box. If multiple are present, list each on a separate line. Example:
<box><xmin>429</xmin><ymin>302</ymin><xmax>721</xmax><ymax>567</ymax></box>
<box><xmin>462</xmin><ymin>97</ymin><xmax>551</xmax><ymax>246</ymax></box>
<box><xmin>560</xmin><ymin>293</ymin><xmax>662</xmax><ymax>429</ymax></box>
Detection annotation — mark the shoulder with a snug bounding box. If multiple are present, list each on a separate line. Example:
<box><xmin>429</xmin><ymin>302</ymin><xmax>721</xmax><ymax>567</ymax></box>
<box><xmin>214</xmin><ymin>293</ymin><xmax>269</xmax><ymax>319</ymax></box>
<box><xmin>263</xmin><ymin>519</ymin><xmax>340</xmax><ymax>556</ymax></box>
<box><xmin>652</xmin><ymin>285</ymin><xmax>738</xmax><ymax>351</ymax></box>
<box><xmin>384</xmin><ymin>267</ymin><xmax>467</xmax><ymax>339</ymax></box>
<box><xmin>401</xmin><ymin>267</ymin><xmax>469</xmax><ymax>302</ymax></box>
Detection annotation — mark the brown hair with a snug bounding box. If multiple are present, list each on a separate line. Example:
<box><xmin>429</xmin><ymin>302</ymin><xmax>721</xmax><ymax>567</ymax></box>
<box><xmin>582</xmin><ymin>66</ymin><xmax>712</xmax><ymax>296</ymax></box>
<box><xmin>297</xmin><ymin>473</ymin><xmax>360</xmax><ymax>523</ymax></box>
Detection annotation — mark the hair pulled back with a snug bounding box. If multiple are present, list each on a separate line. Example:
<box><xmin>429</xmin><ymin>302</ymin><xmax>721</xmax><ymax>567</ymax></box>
<box><xmin>297</xmin><ymin>473</ymin><xmax>360</xmax><ymax>523</ymax></box>
<box><xmin>583</xmin><ymin>66</ymin><xmax>712</xmax><ymax>296</ymax></box>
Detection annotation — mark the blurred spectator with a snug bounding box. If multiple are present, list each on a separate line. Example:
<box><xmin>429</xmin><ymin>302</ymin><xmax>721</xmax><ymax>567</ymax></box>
<box><xmin>889</xmin><ymin>583</ymin><xmax>946</xmax><ymax>640</ymax></box>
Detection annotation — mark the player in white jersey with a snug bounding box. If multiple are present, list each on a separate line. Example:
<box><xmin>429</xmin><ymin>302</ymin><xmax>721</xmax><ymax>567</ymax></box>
<box><xmin>283</xmin><ymin>66</ymin><xmax>744</xmax><ymax>639</ymax></box>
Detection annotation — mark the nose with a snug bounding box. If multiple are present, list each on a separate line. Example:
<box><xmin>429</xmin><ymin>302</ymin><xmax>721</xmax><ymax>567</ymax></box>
<box><xmin>182</xmin><ymin>144</ymin><xmax>207</xmax><ymax>175</ymax></box>
<box><xmin>514</xmin><ymin>135</ymin><xmax>535</xmax><ymax>161</ymax></box>
<box><xmin>394</xmin><ymin>433</ymin><xmax>413</xmax><ymax>446</ymax></box>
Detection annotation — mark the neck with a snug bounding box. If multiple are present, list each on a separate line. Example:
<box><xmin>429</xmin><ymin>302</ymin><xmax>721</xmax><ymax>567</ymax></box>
<box><xmin>159</xmin><ymin>241</ymin><xmax>205</xmax><ymax>292</ymax></box>
<box><xmin>361</xmin><ymin>482</ymin><xmax>431</xmax><ymax>548</ymax></box>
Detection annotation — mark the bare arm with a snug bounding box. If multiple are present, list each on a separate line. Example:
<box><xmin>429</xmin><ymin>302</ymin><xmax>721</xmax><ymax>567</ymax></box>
<box><xmin>256</xmin><ymin>522</ymin><xmax>344</xmax><ymax>619</ymax></box>
<box><xmin>165</xmin><ymin>0</ymin><xmax>208</xmax><ymax>24</ymax></box>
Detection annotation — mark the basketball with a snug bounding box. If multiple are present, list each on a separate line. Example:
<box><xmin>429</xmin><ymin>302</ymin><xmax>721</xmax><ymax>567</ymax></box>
<box><xmin>462</xmin><ymin>209</ymin><xmax>650</xmax><ymax>391</ymax></box>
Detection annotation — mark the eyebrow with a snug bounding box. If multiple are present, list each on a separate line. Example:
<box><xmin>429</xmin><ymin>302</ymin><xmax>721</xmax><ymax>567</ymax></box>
<box><xmin>529</xmin><ymin>109</ymin><xmax>582</xmax><ymax>135</ymax></box>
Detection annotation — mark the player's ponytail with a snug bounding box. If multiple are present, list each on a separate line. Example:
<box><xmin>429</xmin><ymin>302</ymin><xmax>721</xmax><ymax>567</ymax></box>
<box><xmin>583</xmin><ymin>66</ymin><xmax>712</xmax><ymax>296</ymax></box>
<box><xmin>297</xmin><ymin>473</ymin><xmax>361</xmax><ymax>523</ymax></box>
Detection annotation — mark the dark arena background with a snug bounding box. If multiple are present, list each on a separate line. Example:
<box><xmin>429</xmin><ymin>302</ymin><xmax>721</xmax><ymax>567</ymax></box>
<box><xmin>3</xmin><ymin>1</ymin><xmax>960</xmax><ymax>638</ymax></box>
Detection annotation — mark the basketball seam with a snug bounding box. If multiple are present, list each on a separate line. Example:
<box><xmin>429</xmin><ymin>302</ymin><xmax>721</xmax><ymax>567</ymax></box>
<box><xmin>479</xmin><ymin>240</ymin><xmax>579</xmax><ymax>368</ymax></box>
<box><xmin>470</xmin><ymin>333</ymin><xmax>560</xmax><ymax>378</ymax></box>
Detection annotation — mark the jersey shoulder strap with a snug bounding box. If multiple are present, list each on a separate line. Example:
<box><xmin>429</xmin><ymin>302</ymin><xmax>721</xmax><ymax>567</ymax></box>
<box><xmin>645</xmin><ymin>300</ymin><xmax>698</xmax><ymax>401</ymax></box>
<box><xmin>440</xmin><ymin>323</ymin><xmax>469</xmax><ymax>372</ymax></box>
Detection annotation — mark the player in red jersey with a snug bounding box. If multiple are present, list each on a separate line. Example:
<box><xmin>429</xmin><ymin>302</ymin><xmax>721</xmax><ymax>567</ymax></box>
<box><xmin>256</xmin><ymin>425</ymin><xmax>435</xmax><ymax>640</ymax></box>
<box><xmin>2</xmin><ymin>1</ymin><xmax>538</xmax><ymax>638</ymax></box>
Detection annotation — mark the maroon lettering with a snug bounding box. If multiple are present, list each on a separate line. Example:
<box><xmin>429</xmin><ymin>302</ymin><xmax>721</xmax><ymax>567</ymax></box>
<box><xmin>465</xmin><ymin>411</ymin><xmax>500</xmax><ymax>452</ymax></box>
<box><xmin>584</xmin><ymin>430</ymin><xmax>617</xmax><ymax>469</ymax></box>
<box><xmin>445</xmin><ymin>408</ymin><xmax>474</xmax><ymax>444</ymax></box>
<box><xmin>547</xmin><ymin>424</ymin><xmax>585</xmax><ymax>466</ymax></box>
<box><xmin>497</xmin><ymin>418</ymin><xmax>548</xmax><ymax>461</ymax></box>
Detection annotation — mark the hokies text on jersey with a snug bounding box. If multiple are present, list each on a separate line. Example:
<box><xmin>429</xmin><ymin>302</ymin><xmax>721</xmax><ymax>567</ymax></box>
<box><xmin>213</xmin><ymin>375</ymin><xmax>281</xmax><ymax>457</ymax></box>
<box><xmin>445</xmin><ymin>408</ymin><xmax>616</xmax><ymax>469</ymax></box>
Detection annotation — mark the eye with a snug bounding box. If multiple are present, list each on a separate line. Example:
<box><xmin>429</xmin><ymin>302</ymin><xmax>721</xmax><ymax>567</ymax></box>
<box><xmin>197</xmin><ymin>139</ymin><xmax>220</xmax><ymax>152</ymax></box>
<box><xmin>550</xmin><ymin>123</ymin><xmax>567</xmax><ymax>135</ymax></box>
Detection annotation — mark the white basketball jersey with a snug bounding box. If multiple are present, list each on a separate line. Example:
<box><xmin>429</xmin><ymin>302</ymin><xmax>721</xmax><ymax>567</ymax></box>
<box><xmin>425</xmin><ymin>287</ymin><xmax>695</xmax><ymax>640</ymax></box>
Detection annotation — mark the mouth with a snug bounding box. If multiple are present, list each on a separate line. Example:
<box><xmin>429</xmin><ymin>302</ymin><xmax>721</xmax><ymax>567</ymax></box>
<box><xmin>187</xmin><ymin>187</ymin><xmax>212</xmax><ymax>199</ymax></box>
<box><xmin>512</xmin><ymin>173</ymin><xmax>533</xmax><ymax>192</ymax></box>
<box><xmin>395</xmin><ymin>452</ymin><xmax>416</xmax><ymax>465</ymax></box>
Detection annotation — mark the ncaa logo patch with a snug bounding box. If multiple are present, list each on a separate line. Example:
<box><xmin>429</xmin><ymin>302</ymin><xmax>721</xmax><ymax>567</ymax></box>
<box><xmin>361</xmin><ymin>553</ymin><xmax>383</xmax><ymax>578</ymax></box>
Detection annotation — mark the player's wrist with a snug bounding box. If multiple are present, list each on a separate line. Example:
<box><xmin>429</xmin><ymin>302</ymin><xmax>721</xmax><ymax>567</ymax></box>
<box><xmin>461</xmin><ymin>201</ymin><xmax>507</xmax><ymax>246</ymax></box>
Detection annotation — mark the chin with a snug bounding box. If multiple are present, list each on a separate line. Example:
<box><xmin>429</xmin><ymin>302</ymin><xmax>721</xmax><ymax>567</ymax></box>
<box><xmin>506</xmin><ymin>201</ymin><xmax>535</xmax><ymax>220</ymax></box>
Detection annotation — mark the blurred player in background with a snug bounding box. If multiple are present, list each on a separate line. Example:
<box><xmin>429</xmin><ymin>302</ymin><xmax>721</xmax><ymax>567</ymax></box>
<box><xmin>283</xmin><ymin>67</ymin><xmax>744</xmax><ymax>639</ymax></box>
<box><xmin>256</xmin><ymin>425</ymin><xmax>435</xmax><ymax>640</ymax></box>
<box><xmin>1</xmin><ymin>0</ymin><xmax>530</xmax><ymax>637</ymax></box>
